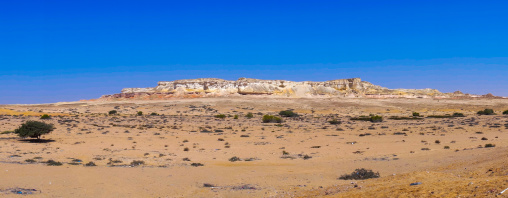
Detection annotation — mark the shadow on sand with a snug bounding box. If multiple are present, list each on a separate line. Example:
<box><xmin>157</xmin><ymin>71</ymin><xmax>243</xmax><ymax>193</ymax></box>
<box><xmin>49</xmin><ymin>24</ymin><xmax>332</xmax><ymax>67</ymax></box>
<box><xmin>18</xmin><ymin>139</ymin><xmax>55</xmax><ymax>143</ymax></box>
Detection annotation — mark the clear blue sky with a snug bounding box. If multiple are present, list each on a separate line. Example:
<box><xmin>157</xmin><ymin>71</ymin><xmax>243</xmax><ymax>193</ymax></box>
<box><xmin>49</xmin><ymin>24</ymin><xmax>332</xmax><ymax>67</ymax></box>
<box><xmin>1</xmin><ymin>0</ymin><xmax>507</xmax><ymax>104</ymax></box>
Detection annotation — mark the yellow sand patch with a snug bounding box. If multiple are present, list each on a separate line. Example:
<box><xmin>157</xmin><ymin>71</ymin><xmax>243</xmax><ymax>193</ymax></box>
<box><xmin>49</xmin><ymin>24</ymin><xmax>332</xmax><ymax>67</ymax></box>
<box><xmin>0</xmin><ymin>108</ymin><xmax>69</xmax><ymax>116</ymax></box>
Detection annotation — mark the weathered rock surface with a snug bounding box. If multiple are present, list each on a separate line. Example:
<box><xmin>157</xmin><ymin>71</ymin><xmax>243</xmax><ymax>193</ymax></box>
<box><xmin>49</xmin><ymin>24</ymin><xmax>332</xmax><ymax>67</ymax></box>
<box><xmin>99</xmin><ymin>77</ymin><xmax>479</xmax><ymax>100</ymax></box>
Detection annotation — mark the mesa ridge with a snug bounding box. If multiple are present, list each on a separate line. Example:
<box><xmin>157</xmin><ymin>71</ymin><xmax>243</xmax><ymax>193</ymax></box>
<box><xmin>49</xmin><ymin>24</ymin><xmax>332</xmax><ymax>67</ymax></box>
<box><xmin>99</xmin><ymin>77</ymin><xmax>493</xmax><ymax>100</ymax></box>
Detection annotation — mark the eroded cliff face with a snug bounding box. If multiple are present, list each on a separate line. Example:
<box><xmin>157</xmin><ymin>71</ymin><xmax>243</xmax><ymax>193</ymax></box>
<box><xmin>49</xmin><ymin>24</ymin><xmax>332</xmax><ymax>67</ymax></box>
<box><xmin>99</xmin><ymin>77</ymin><xmax>455</xmax><ymax>100</ymax></box>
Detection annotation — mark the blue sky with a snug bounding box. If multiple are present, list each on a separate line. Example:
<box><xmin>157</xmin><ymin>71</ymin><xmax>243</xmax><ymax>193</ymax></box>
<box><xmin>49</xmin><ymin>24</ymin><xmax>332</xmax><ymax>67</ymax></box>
<box><xmin>1</xmin><ymin>0</ymin><xmax>507</xmax><ymax>104</ymax></box>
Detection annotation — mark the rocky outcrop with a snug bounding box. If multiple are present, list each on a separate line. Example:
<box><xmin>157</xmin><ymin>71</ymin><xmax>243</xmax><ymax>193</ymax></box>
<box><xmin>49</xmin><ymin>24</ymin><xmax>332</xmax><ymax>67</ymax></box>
<box><xmin>99</xmin><ymin>77</ymin><xmax>473</xmax><ymax>100</ymax></box>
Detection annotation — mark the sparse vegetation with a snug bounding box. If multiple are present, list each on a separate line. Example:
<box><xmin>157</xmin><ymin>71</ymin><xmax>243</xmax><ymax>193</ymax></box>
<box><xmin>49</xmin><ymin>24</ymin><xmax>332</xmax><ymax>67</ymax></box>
<box><xmin>279</xmin><ymin>110</ymin><xmax>298</xmax><ymax>117</ymax></box>
<box><xmin>215</xmin><ymin>114</ymin><xmax>226</xmax><ymax>119</ymax></box>
<box><xmin>14</xmin><ymin>121</ymin><xmax>55</xmax><ymax>139</ymax></box>
<box><xmin>46</xmin><ymin>160</ymin><xmax>63</xmax><ymax>166</ymax></box>
<box><xmin>137</xmin><ymin>111</ymin><xmax>143</xmax><ymax>116</ymax></box>
<box><xmin>338</xmin><ymin>168</ymin><xmax>380</xmax><ymax>180</ymax></box>
<box><xmin>262</xmin><ymin>115</ymin><xmax>282</xmax><ymax>123</ymax></box>
<box><xmin>234</xmin><ymin>115</ymin><xmax>239</xmax><ymax>119</ymax></box>
<box><xmin>229</xmin><ymin>156</ymin><xmax>241</xmax><ymax>162</ymax></box>
<box><xmin>40</xmin><ymin>114</ymin><xmax>51</xmax><ymax>119</ymax></box>
<box><xmin>130</xmin><ymin>160</ymin><xmax>145</xmax><ymax>166</ymax></box>
<box><xmin>477</xmin><ymin>109</ymin><xmax>495</xmax><ymax>115</ymax></box>
<box><xmin>108</xmin><ymin>110</ymin><xmax>118</xmax><ymax>115</ymax></box>
<box><xmin>351</xmin><ymin>115</ymin><xmax>383</xmax><ymax>122</ymax></box>
<box><xmin>328</xmin><ymin>119</ymin><xmax>341</xmax><ymax>125</ymax></box>
<box><xmin>485</xmin><ymin>143</ymin><xmax>496</xmax><ymax>148</ymax></box>
<box><xmin>412</xmin><ymin>112</ymin><xmax>420</xmax><ymax>117</ymax></box>
<box><xmin>503</xmin><ymin>110</ymin><xmax>508</xmax><ymax>115</ymax></box>
<box><xmin>245</xmin><ymin>112</ymin><xmax>254</xmax><ymax>118</ymax></box>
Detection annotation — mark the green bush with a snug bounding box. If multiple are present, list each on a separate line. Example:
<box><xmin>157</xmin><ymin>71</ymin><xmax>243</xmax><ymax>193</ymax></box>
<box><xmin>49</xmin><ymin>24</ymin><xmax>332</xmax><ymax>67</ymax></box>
<box><xmin>452</xmin><ymin>112</ymin><xmax>465</xmax><ymax>117</ymax></box>
<box><xmin>370</xmin><ymin>115</ymin><xmax>383</xmax><ymax>123</ymax></box>
<box><xmin>338</xmin><ymin>168</ymin><xmax>380</xmax><ymax>180</ymax></box>
<box><xmin>40</xmin><ymin>114</ymin><xmax>51</xmax><ymax>119</ymax></box>
<box><xmin>150</xmin><ymin>112</ymin><xmax>159</xmax><ymax>116</ymax></box>
<box><xmin>108</xmin><ymin>110</ymin><xmax>118</xmax><ymax>115</ymax></box>
<box><xmin>233</xmin><ymin>115</ymin><xmax>239</xmax><ymax>119</ymax></box>
<box><xmin>137</xmin><ymin>111</ymin><xmax>143</xmax><ymax>116</ymax></box>
<box><xmin>503</xmin><ymin>110</ymin><xmax>508</xmax><ymax>115</ymax></box>
<box><xmin>262</xmin><ymin>115</ymin><xmax>282</xmax><ymax>123</ymax></box>
<box><xmin>215</xmin><ymin>114</ymin><xmax>226</xmax><ymax>119</ymax></box>
<box><xmin>279</xmin><ymin>110</ymin><xmax>298</xmax><ymax>117</ymax></box>
<box><xmin>477</xmin><ymin>109</ymin><xmax>495</xmax><ymax>115</ymax></box>
<box><xmin>245</xmin><ymin>112</ymin><xmax>254</xmax><ymax>118</ymax></box>
<box><xmin>485</xmin><ymin>143</ymin><xmax>496</xmax><ymax>148</ymax></box>
<box><xmin>14</xmin><ymin>121</ymin><xmax>55</xmax><ymax>139</ymax></box>
<box><xmin>412</xmin><ymin>112</ymin><xmax>420</xmax><ymax>117</ymax></box>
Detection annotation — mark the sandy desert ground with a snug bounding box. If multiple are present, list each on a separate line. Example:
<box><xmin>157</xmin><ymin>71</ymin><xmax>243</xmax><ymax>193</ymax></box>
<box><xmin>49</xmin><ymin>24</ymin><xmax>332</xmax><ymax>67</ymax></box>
<box><xmin>0</xmin><ymin>97</ymin><xmax>507</xmax><ymax>197</ymax></box>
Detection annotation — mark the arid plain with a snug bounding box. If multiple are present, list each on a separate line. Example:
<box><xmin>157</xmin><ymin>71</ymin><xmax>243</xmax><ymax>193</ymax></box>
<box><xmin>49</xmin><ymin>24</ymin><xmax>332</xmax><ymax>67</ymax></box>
<box><xmin>1</xmin><ymin>97</ymin><xmax>507</xmax><ymax>197</ymax></box>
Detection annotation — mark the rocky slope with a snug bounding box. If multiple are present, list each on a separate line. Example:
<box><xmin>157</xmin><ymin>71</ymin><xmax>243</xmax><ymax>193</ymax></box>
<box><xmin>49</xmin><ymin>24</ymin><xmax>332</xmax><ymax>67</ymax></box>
<box><xmin>99</xmin><ymin>77</ymin><xmax>477</xmax><ymax>100</ymax></box>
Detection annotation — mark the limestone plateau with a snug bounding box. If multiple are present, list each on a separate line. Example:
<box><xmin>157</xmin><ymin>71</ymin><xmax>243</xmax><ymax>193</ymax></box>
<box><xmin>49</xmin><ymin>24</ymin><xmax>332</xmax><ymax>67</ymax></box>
<box><xmin>99</xmin><ymin>77</ymin><xmax>499</xmax><ymax>100</ymax></box>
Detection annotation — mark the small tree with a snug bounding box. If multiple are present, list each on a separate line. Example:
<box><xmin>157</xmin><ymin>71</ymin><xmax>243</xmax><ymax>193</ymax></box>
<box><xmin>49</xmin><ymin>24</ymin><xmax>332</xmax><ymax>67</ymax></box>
<box><xmin>14</xmin><ymin>121</ymin><xmax>55</xmax><ymax>140</ymax></box>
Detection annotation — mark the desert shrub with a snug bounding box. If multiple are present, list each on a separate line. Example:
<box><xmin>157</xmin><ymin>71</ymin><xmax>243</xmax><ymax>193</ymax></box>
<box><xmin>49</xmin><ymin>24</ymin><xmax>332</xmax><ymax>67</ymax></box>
<box><xmin>191</xmin><ymin>163</ymin><xmax>204</xmax><ymax>167</ymax></box>
<box><xmin>412</xmin><ymin>112</ymin><xmax>420</xmax><ymax>117</ymax></box>
<box><xmin>150</xmin><ymin>112</ymin><xmax>159</xmax><ymax>116</ymax></box>
<box><xmin>477</xmin><ymin>109</ymin><xmax>495</xmax><ymax>115</ymax></box>
<box><xmin>328</xmin><ymin>119</ymin><xmax>341</xmax><ymax>125</ymax></box>
<box><xmin>444</xmin><ymin>146</ymin><xmax>450</xmax><ymax>149</ymax></box>
<box><xmin>452</xmin><ymin>112</ymin><xmax>465</xmax><ymax>117</ymax></box>
<box><xmin>485</xmin><ymin>143</ymin><xmax>496</xmax><ymax>148</ymax></box>
<box><xmin>233</xmin><ymin>115</ymin><xmax>239</xmax><ymax>119</ymax></box>
<box><xmin>503</xmin><ymin>110</ymin><xmax>508</xmax><ymax>115</ymax></box>
<box><xmin>370</xmin><ymin>115</ymin><xmax>383</xmax><ymax>123</ymax></box>
<box><xmin>1</xmin><ymin>131</ymin><xmax>13</xmax><ymax>135</ymax></box>
<box><xmin>279</xmin><ymin>110</ymin><xmax>298</xmax><ymax>117</ymax></box>
<box><xmin>25</xmin><ymin>159</ymin><xmax>36</xmax><ymax>163</ymax></box>
<box><xmin>229</xmin><ymin>156</ymin><xmax>241</xmax><ymax>162</ymax></box>
<box><xmin>46</xmin><ymin>160</ymin><xmax>63</xmax><ymax>166</ymax></box>
<box><xmin>14</xmin><ymin>121</ymin><xmax>55</xmax><ymax>139</ymax></box>
<box><xmin>108</xmin><ymin>110</ymin><xmax>118</xmax><ymax>115</ymax></box>
<box><xmin>215</xmin><ymin>114</ymin><xmax>226</xmax><ymax>119</ymax></box>
<box><xmin>338</xmin><ymin>168</ymin><xmax>380</xmax><ymax>180</ymax></box>
<box><xmin>137</xmin><ymin>111</ymin><xmax>143</xmax><ymax>116</ymax></box>
<box><xmin>262</xmin><ymin>115</ymin><xmax>282</xmax><ymax>123</ymax></box>
<box><xmin>245</xmin><ymin>112</ymin><xmax>254</xmax><ymax>118</ymax></box>
<box><xmin>40</xmin><ymin>114</ymin><xmax>51</xmax><ymax>119</ymax></box>
<box><xmin>130</xmin><ymin>160</ymin><xmax>145</xmax><ymax>166</ymax></box>
<box><xmin>389</xmin><ymin>116</ymin><xmax>422</xmax><ymax>120</ymax></box>
<box><xmin>84</xmin><ymin>162</ymin><xmax>97</xmax><ymax>166</ymax></box>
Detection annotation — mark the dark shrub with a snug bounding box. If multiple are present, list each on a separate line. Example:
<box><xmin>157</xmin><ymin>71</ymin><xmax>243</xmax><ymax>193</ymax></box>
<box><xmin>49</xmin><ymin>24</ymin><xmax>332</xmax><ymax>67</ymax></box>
<box><xmin>215</xmin><ymin>114</ymin><xmax>226</xmax><ymax>119</ymax></box>
<box><xmin>150</xmin><ymin>112</ymin><xmax>159</xmax><ymax>116</ymax></box>
<box><xmin>503</xmin><ymin>110</ymin><xmax>508</xmax><ymax>115</ymax></box>
<box><xmin>137</xmin><ymin>111</ymin><xmax>143</xmax><ymax>116</ymax></box>
<box><xmin>370</xmin><ymin>115</ymin><xmax>383</xmax><ymax>123</ymax></box>
<box><xmin>328</xmin><ymin>119</ymin><xmax>341</xmax><ymax>125</ymax></box>
<box><xmin>191</xmin><ymin>163</ymin><xmax>204</xmax><ymax>167</ymax></box>
<box><xmin>262</xmin><ymin>115</ymin><xmax>282</xmax><ymax>123</ymax></box>
<box><xmin>412</xmin><ymin>112</ymin><xmax>420</xmax><ymax>117</ymax></box>
<box><xmin>40</xmin><ymin>114</ymin><xmax>51</xmax><ymax>119</ymax></box>
<box><xmin>229</xmin><ymin>156</ymin><xmax>241</xmax><ymax>162</ymax></box>
<box><xmin>477</xmin><ymin>109</ymin><xmax>495</xmax><ymax>115</ymax></box>
<box><xmin>279</xmin><ymin>110</ymin><xmax>298</xmax><ymax>117</ymax></box>
<box><xmin>485</xmin><ymin>143</ymin><xmax>496</xmax><ymax>148</ymax></box>
<box><xmin>130</xmin><ymin>160</ymin><xmax>145</xmax><ymax>166</ymax></box>
<box><xmin>233</xmin><ymin>115</ymin><xmax>239</xmax><ymax>119</ymax></box>
<box><xmin>14</xmin><ymin>121</ymin><xmax>55</xmax><ymax>139</ymax></box>
<box><xmin>452</xmin><ymin>112</ymin><xmax>465</xmax><ymax>117</ymax></box>
<box><xmin>338</xmin><ymin>168</ymin><xmax>380</xmax><ymax>180</ymax></box>
<box><xmin>245</xmin><ymin>112</ymin><xmax>254</xmax><ymax>118</ymax></box>
<box><xmin>108</xmin><ymin>110</ymin><xmax>118</xmax><ymax>115</ymax></box>
<box><xmin>85</xmin><ymin>162</ymin><xmax>97</xmax><ymax>166</ymax></box>
<box><xmin>46</xmin><ymin>160</ymin><xmax>63</xmax><ymax>166</ymax></box>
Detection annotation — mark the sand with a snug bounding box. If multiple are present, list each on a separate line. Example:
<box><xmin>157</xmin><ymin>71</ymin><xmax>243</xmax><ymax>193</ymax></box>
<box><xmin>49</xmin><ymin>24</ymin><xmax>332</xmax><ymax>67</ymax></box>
<box><xmin>0</xmin><ymin>97</ymin><xmax>507</xmax><ymax>197</ymax></box>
